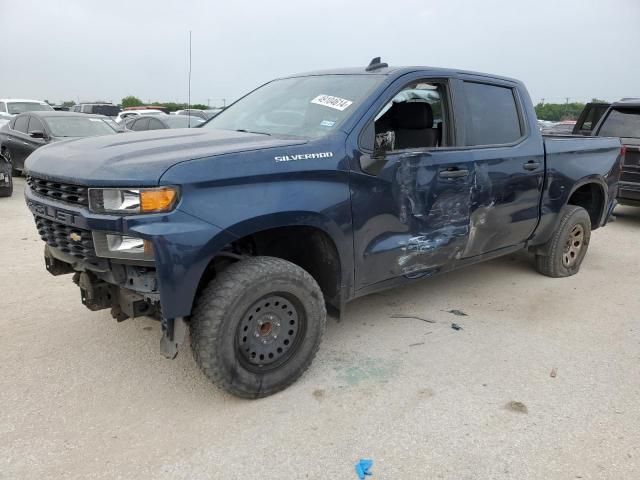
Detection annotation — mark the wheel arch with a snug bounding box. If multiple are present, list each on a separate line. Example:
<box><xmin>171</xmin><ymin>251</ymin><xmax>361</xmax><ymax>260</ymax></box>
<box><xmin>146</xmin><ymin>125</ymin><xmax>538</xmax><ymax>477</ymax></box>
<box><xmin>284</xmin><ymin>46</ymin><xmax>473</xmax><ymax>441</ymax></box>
<box><xmin>196</xmin><ymin>211</ymin><xmax>352</xmax><ymax>313</ymax></box>
<box><xmin>566</xmin><ymin>177</ymin><xmax>608</xmax><ymax>230</ymax></box>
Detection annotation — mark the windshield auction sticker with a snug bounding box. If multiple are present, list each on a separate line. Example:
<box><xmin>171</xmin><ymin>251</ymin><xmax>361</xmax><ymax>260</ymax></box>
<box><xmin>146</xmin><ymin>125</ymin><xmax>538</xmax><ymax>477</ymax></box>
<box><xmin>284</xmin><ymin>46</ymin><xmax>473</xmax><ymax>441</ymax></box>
<box><xmin>311</xmin><ymin>94</ymin><xmax>353</xmax><ymax>111</ymax></box>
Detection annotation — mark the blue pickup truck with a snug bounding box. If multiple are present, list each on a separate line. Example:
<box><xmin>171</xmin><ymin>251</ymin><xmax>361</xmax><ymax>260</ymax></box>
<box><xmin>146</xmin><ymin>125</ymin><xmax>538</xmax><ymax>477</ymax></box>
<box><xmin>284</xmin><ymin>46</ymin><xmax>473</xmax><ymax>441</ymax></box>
<box><xmin>25</xmin><ymin>59</ymin><xmax>622</xmax><ymax>398</ymax></box>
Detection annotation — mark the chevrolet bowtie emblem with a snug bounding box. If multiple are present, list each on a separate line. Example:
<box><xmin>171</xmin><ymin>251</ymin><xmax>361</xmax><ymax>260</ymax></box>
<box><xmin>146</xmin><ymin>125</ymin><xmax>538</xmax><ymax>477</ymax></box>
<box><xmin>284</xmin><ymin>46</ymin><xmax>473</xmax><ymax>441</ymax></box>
<box><xmin>69</xmin><ymin>232</ymin><xmax>82</xmax><ymax>242</ymax></box>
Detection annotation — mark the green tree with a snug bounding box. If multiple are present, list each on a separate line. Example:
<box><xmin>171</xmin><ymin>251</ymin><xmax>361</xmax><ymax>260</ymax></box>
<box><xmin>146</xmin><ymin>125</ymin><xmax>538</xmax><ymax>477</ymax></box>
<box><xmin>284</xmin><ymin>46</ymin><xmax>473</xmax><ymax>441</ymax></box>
<box><xmin>121</xmin><ymin>96</ymin><xmax>143</xmax><ymax>108</ymax></box>
<box><xmin>62</xmin><ymin>101</ymin><xmax>76</xmax><ymax>108</ymax></box>
<box><xmin>535</xmin><ymin>102</ymin><xmax>586</xmax><ymax>121</ymax></box>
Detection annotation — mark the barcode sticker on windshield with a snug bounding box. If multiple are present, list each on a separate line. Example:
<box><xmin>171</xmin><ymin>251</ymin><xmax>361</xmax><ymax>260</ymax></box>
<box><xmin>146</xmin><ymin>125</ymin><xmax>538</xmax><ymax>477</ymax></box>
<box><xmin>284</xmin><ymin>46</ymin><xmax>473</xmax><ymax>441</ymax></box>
<box><xmin>311</xmin><ymin>94</ymin><xmax>353</xmax><ymax>111</ymax></box>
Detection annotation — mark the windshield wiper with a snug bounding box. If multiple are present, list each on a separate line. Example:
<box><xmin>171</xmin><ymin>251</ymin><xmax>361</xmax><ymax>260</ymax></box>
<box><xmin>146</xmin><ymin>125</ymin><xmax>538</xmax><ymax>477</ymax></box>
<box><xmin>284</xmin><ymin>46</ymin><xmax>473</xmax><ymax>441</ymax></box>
<box><xmin>234</xmin><ymin>129</ymin><xmax>271</xmax><ymax>136</ymax></box>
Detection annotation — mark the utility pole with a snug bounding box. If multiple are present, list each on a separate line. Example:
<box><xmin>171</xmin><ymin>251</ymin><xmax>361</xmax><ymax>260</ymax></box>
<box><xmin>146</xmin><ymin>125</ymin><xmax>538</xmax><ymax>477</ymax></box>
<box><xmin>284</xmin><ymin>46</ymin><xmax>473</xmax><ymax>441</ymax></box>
<box><xmin>207</xmin><ymin>98</ymin><xmax>211</xmax><ymax>107</ymax></box>
<box><xmin>222</xmin><ymin>98</ymin><xmax>226</xmax><ymax>108</ymax></box>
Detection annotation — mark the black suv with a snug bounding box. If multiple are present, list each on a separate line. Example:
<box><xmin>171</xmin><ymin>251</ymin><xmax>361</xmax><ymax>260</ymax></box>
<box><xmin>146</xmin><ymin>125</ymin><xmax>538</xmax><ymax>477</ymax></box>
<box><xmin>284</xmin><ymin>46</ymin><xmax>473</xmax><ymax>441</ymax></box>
<box><xmin>594</xmin><ymin>100</ymin><xmax>640</xmax><ymax>206</ymax></box>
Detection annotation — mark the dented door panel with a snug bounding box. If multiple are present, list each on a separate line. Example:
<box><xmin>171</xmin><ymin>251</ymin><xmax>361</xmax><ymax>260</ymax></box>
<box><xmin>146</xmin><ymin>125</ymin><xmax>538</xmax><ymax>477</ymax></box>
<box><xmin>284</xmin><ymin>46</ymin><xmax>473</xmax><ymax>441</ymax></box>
<box><xmin>462</xmin><ymin>140</ymin><xmax>545</xmax><ymax>258</ymax></box>
<box><xmin>351</xmin><ymin>149</ymin><xmax>474</xmax><ymax>289</ymax></box>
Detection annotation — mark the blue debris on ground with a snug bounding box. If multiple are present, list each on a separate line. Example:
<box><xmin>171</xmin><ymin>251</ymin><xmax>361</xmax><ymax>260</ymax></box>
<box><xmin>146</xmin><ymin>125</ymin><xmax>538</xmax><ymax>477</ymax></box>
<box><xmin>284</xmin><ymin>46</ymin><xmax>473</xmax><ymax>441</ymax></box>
<box><xmin>355</xmin><ymin>458</ymin><xmax>374</xmax><ymax>479</ymax></box>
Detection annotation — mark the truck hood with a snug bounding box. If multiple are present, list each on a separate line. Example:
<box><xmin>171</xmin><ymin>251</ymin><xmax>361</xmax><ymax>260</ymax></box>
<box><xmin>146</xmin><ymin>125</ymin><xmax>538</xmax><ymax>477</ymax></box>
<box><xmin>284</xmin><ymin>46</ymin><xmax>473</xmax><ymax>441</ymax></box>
<box><xmin>25</xmin><ymin>128</ymin><xmax>307</xmax><ymax>186</ymax></box>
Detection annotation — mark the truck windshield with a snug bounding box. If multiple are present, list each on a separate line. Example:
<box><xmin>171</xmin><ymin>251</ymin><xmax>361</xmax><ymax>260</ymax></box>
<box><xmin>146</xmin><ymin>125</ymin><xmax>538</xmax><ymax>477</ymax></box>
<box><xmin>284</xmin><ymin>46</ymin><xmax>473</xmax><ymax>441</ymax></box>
<box><xmin>204</xmin><ymin>74</ymin><xmax>384</xmax><ymax>138</ymax></box>
<box><xmin>598</xmin><ymin>108</ymin><xmax>640</xmax><ymax>138</ymax></box>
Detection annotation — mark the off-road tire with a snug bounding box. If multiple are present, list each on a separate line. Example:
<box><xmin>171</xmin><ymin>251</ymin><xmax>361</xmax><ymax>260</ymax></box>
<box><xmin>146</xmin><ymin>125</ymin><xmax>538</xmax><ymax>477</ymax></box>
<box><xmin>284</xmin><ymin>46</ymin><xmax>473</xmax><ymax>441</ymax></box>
<box><xmin>190</xmin><ymin>256</ymin><xmax>327</xmax><ymax>398</ymax></box>
<box><xmin>0</xmin><ymin>157</ymin><xmax>12</xmax><ymax>197</ymax></box>
<box><xmin>535</xmin><ymin>205</ymin><xmax>591</xmax><ymax>278</ymax></box>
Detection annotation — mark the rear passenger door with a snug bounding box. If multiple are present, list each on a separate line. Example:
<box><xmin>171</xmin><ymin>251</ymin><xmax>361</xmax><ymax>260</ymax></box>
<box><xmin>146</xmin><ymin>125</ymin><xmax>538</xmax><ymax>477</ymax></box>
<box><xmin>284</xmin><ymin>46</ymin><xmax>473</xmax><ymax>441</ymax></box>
<box><xmin>458</xmin><ymin>78</ymin><xmax>544</xmax><ymax>257</ymax></box>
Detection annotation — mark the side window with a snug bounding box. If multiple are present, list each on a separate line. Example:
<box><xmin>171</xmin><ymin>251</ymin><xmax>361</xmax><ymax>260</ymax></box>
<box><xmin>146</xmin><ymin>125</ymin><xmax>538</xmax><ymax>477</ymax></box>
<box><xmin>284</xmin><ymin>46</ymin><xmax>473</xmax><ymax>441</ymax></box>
<box><xmin>580</xmin><ymin>107</ymin><xmax>596</xmax><ymax>131</ymax></box>
<box><xmin>28</xmin><ymin>117</ymin><xmax>45</xmax><ymax>133</ymax></box>
<box><xmin>463</xmin><ymin>82</ymin><xmax>522</xmax><ymax>146</ymax></box>
<box><xmin>131</xmin><ymin>117</ymin><xmax>150</xmax><ymax>131</ymax></box>
<box><xmin>372</xmin><ymin>81</ymin><xmax>449</xmax><ymax>154</ymax></box>
<box><xmin>14</xmin><ymin>115</ymin><xmax>29</xmax><ymax>134</ymax></box>
<box><xmin>148</xmin><ymin>118</ymin><xmax>165</xmax><ymax>130</ymax></box>
<box><xmin>0</xmin><ymin>102</ymin><xmax>6</xmax><ymax>113</ymax></box>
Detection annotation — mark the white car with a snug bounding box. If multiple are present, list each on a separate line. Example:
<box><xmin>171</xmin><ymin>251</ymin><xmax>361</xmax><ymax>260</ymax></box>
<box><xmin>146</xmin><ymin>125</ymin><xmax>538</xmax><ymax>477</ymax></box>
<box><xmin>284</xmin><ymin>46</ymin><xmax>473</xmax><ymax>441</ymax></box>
<box><xmin>115</xmin><ymin>109</ymin><xmax>166</xmax><ymax>124</ymax></box>
<box><xmin>0</xmin><ymin>98</ymin><xmax>53</xmax><ymax>121</ymax></box>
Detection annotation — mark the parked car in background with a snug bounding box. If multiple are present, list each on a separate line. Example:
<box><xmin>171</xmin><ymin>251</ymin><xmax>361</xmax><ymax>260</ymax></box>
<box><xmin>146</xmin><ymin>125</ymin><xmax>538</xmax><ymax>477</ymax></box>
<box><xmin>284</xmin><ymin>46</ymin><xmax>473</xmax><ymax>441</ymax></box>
<box><xmin>0</xmin><ymin>112</ymin><xmax>120</xmax><ymax>175</ymax></box>
<box><xmin>175</xmin><ymin>108</ymin><xmax>223</xmax><ymax>120</ymax></box>
<box><xmin>124</xmin><ymin>105</ymin><xmax>171</xmax><ymax>114</ymax></box>
<box><xmin>542</xmin><ymin>120</ymin><xmax>576</xmax><ymax>135</ymax></box>
<box><xmin>537</xmin><ymin>119</ymin><xmax>556</xmax><ymax>131</ymax></box>
<box><xmin>24</xmin><ymin>60</ymin><xmax>622</xmax><ymax>398</ymax></box>
<box><xmin>115</xmin><ymin>109</ymin><xmax>165</xmax><ymax>124</ymax></box>
<box><xmin>72</xmin><ymin>103</ymin><xmax>121</xmax><ymax>118</ymax></box>
<box><xmin>0</xmin><ymin>151</ymin><xmax>12</xmax><ymax>197</ymax></box>
<box><xmin>593</xmin><ymin>99</ymin><xmax>640</xmax><ymax>206</ymax></box>
<box><xmin>0</xmin><ymin>99</ymin><xmax>53</xmax><ymax>121</ymax></box>
<box><xmin>573</xmin><ymin>102</ymin><xmax>610</xmax><ymax>136</ymax></box>
<box><xmin>125</xmin><ymin>114</ymin><xmax>204</xmax><ymax>131</ymax></box>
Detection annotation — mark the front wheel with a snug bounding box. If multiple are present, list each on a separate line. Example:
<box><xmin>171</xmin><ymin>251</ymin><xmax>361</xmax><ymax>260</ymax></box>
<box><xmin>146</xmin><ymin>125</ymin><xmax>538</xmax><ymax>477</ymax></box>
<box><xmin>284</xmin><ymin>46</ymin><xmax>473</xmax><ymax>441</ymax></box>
<box><xmin>535</xmin><ymin>205</ymin><xmax>591</xmax><ymax>277</ymax></box>
<box><xmin>190</xmin><ymin>256</ymin><xmax>327</xmax><ymax>398</ymax></box>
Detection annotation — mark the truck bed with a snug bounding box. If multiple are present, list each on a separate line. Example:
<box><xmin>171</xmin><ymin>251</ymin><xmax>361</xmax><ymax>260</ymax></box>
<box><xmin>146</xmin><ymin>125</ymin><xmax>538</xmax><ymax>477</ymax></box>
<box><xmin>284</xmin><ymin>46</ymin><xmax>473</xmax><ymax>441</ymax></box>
<box><xmin>531</xmin><ymin>135</ymin><xmax>622</xmax><ymax>244</ymax></box>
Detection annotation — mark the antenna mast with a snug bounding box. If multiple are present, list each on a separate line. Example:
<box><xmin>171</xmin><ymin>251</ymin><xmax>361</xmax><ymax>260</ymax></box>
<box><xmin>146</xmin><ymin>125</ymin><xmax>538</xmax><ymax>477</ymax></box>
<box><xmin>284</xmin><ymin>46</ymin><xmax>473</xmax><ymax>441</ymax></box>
<box><xmin>188</xmin><ymin>30</ymin><xmax>192</xmax><ymax>127</ymax></box>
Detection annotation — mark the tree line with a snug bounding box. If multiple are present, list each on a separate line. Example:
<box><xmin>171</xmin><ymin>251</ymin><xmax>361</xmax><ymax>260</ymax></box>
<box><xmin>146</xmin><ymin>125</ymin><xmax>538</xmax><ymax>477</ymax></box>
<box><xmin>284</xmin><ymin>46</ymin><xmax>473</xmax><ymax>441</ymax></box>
<box><xmin>47</xmin><ymin>97</ymin><xmax>212</xmax><ymax>111</ymax></box>
<box><xmin>535</xmin><ymin>99</ymin><xmax>607</xmax><ymax>122</ymax></box>
<box><xmin>121</xmin><ymin>95</ymin><xmax>209</xmax><ymax>111</ymax></box>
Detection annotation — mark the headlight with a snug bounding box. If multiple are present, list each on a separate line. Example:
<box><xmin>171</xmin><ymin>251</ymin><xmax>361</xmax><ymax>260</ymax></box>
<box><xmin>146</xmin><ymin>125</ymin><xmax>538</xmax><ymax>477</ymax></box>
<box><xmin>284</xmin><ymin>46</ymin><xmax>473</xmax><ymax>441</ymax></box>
<box><xmin>88</xmin><ymin>186</ymin><xmax>179</xmax><ymax>214</ymax></box>
<box><xmin>93</xmin><ymin>232</ymin><xmax>154</xmax><ymax>261</ymax></box>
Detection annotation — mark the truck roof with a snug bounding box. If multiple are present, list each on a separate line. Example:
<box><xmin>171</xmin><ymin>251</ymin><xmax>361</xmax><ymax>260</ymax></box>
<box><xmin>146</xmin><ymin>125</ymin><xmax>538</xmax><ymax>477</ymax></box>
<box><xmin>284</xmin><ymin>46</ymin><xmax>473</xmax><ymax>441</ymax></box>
<box><xmin>281</xmin><ymin>65</ymin><xmax>520</xmax><ymax>84</ymax></box>
<box><xmin>612</xmin><ymin>98</ymin><xmax>640</xmax><ymax>108</ymax></box>
<box><xmin>0</xmin><ymin>98</ymin><xmax>48</xmax><ymax>103</ymax></box>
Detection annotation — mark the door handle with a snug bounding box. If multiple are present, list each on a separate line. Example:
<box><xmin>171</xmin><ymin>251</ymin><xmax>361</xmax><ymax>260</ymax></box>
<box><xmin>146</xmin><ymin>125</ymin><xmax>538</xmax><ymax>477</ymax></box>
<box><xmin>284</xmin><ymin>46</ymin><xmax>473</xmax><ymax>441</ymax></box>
<box><xmin>439</xmin><ymin>168</ymin><xmax>469</xmax><ymax>178</ymax></box>
<box><xmin>523</xmin><ymin>161</ymin><xmax>541</xmax><ymax>171</ymax></box>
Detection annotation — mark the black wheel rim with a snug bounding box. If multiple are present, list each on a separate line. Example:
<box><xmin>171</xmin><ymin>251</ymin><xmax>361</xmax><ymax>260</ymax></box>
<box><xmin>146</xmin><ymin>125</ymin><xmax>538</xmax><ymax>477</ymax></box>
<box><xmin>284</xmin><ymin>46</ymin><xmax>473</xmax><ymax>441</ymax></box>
<box><xmin>236</xmin><ymin>294</ymin><xmax>304</xmax><ymax>370</ymax></box>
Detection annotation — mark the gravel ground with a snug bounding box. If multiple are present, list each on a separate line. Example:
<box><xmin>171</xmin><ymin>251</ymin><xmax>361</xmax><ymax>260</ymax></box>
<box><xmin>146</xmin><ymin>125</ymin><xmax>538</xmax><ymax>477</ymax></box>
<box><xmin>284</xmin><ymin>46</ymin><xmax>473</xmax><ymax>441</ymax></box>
<box><xmin>1</xmin><ymin>176</ymin><xmax>639</xmax><ymax>479</ymax></box>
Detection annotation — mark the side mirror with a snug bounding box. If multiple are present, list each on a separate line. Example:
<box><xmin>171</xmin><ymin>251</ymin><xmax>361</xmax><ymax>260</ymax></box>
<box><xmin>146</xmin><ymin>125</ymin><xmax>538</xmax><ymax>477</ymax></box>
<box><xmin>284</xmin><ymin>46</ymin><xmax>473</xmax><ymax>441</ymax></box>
<box><xmin>360</xmin><ymin>122</ymin><xmax>389</xmax><ymax>159</ymax></box>
<box><xmin>30</xmin><ymin>131</ymin><xmax>46</xmax><ymax>139</ymax></box>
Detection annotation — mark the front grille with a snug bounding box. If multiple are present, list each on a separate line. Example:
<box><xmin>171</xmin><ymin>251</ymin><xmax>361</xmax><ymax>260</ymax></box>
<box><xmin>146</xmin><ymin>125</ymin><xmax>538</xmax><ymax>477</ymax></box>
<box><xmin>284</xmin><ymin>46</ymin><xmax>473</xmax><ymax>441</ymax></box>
<box><xmin>35</xmin><ymin>216</ymin><xmax>97</xmax><ymax>261</ymax></box>
<box><xmin>27</xmin><ymin>176</ymin><xmax>89</xmax><ymax>207</ymax></box>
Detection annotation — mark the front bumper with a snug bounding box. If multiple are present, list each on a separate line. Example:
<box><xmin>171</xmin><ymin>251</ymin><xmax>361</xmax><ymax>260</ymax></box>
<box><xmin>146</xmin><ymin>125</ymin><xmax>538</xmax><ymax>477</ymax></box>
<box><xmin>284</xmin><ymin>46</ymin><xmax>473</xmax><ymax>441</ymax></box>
<box><xmin>25</xmin><ymin>185</ymin><xmax>232</xmax><ymax>320</ymax></box>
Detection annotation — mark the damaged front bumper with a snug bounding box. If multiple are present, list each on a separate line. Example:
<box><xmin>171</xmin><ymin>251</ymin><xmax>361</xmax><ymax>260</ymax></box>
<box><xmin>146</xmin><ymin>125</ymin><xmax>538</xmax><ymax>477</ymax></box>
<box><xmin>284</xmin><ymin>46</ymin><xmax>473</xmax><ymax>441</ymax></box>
<box><xmin>25</xmin><ymin>184</ymin><xmax>231</xmax><ymax>359</ymax></box>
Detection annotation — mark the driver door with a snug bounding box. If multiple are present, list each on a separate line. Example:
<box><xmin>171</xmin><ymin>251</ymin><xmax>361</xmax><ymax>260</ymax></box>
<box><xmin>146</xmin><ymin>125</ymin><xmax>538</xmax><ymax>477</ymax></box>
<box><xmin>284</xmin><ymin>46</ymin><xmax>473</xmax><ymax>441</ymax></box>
<box><xmin>349</xmin><ymin>77</ymin><xmax>474</xmax><ymax>289</ymax></box>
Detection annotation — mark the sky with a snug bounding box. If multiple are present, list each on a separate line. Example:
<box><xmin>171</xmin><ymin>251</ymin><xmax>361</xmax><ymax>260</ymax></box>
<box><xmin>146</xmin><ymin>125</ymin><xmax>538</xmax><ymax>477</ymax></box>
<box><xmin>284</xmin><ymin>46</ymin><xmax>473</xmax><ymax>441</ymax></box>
<box><xmin>1</xmin><ymin>0</ymin><xmax>638</xmax><ymax>107</ymax></box>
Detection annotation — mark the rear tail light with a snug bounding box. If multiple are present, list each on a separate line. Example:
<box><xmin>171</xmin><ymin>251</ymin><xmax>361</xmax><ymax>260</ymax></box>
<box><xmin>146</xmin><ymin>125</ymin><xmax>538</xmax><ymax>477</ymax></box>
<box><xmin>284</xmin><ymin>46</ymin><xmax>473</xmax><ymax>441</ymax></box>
<box><xmin>620</xmin><ymin>145</ymin><xmax>627</xmax><ymax>158</ymax></box>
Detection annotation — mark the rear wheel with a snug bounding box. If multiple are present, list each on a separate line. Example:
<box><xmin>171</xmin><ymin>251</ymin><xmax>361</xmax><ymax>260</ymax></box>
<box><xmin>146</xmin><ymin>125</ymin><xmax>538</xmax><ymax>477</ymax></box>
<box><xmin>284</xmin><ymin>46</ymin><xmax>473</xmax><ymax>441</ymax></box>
<box><xmin>190</xmin><ymin>256</ymin><xmax>326</xmax><ymax>398</ymax></box>
<box><xmin>535</xmin><ymin>205</ymin><xmax>591</xmax><ymax>277</ymax></box>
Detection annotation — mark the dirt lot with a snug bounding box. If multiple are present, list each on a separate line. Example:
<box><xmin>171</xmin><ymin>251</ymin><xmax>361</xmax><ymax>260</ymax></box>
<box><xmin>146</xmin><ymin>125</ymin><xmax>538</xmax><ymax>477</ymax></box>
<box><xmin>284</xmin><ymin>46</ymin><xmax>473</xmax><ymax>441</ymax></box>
<box><xmin>1</xmin><ymin>176</ymin><xmax>639</xmax><ymax>479</ymax></box>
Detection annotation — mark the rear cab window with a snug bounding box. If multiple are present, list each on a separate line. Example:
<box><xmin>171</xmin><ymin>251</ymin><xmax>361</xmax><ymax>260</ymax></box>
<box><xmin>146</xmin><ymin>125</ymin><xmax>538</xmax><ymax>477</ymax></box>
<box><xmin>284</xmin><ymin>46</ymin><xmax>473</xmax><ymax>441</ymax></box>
<box><xmin>597</xmin><ymin>108</ymin><xmax>640</xmax><ymax>139</ymax></box>
<box><xmin>462</xmin><ymin>81</ymin><xmax>523</xmax><ymax>146</ymax></box>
